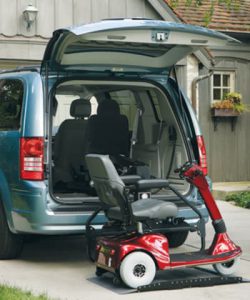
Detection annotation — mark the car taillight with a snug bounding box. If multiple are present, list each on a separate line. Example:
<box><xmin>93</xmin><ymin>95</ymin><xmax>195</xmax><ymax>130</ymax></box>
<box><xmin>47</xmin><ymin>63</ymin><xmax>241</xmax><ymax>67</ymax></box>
<box><xmin>20</xmin><ymin>137</ymin><xmax>44</xmax><ymax>180</ymax></box>
<box><xmin>197</xmin><ymin>135</ymin><xmax>208</xmax><ymax>176</ymax></box>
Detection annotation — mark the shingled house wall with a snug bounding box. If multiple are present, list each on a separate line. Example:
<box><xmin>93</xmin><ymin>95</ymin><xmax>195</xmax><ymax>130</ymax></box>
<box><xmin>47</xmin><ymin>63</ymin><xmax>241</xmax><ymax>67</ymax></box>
<box><xmin>164</xmin><ymin>0</ymin><xmax>250</xmax><ymax>181</ymax></box>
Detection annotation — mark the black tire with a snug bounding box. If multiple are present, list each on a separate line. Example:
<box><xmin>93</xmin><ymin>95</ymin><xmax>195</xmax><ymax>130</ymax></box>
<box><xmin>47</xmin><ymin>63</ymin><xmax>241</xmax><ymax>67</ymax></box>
<box><xmin>0</xmin><ymin>201</ymin><xmax>23</xmax><ymax>259</ymax></box>
<box><xmin>96</xmin><ymin>267</ymin><xmax>107</xmax><ymax>277</ymax></box>
<box><xmin>165</xmin><ymin>230</ymin><xmax>189</xmax><ymax>248</ymax></box>
<box><xmin>87</xmin><ymin>238</ymin><xmax>97</xmax><ymax>262</ymax></box>
<box><xmin>86</xmin><ymin>230</ymin><xmax>97</xmax><ymax>262</ymax></box>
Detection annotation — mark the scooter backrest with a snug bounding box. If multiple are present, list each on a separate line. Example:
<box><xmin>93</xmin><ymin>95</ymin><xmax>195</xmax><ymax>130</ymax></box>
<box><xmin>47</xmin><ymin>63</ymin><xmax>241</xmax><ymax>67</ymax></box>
<box><xmin>86</xmin><ymin>154</ymin><xmax>126</xmax><ymax>209</ymax></box>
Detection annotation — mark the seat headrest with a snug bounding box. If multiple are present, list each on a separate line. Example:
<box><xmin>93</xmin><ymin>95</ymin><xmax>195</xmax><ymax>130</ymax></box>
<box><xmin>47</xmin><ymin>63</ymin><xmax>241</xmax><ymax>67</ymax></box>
<box><xmin>97</xmin><ymin>99</ymin><xmax>120</xmax><ymax>115</ymax></box>
<box><xmin>70</xmin><ymin>99</ymin><xmax>91</xmax><ymax>118</ymax></box>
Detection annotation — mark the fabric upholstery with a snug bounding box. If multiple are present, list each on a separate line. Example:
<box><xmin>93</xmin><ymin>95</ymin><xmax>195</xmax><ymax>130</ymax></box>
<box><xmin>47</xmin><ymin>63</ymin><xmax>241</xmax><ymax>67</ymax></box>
<box><xmin>70</xmin><ymin>98</ymin><xmax>91</xmax><ymax>118</ymax></box>
<box><xmin>86</xmin><ymin>99</ymin><xmax>130</xmax><ymax>156</ymax></box>
<box><xmin>86</xmin><ymin>154</ymin><xmax>178</xmax><ymax>222</ymax></box>
<box><xmin>53</xmin><ymin>98</ymin><xmax>91</xmax><ymax>183</ymax></box>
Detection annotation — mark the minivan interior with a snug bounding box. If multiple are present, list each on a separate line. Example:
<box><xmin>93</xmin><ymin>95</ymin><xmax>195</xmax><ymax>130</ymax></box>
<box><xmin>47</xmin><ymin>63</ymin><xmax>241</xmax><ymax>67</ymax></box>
<box><xmin>50</xmin><ymin>80</ymin><xmax>191</xmax><ymax>203</ymax></box>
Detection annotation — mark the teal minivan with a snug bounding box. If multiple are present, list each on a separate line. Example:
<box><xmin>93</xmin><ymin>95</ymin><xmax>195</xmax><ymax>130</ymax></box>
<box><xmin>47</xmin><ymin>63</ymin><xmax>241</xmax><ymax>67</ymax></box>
<box><xmin>0</xmin><ymin>19</ymin><xmax>237</xmax><ymax>259</ymax></box>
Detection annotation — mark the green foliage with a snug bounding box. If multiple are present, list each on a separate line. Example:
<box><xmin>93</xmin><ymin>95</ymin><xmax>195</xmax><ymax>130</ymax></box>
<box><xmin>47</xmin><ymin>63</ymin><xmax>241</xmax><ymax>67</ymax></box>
<box><xmin>224</xmin><ymin>92</ymin><xmax>249</xmax><ymax>113</ymax></box>
<box><xmin>225</xmin><ymin>192</ymin><xmax>250</xmax><ymax>209</ymax></box>
<box><xmin>233</xmin><ymin>102</ymin><xmax>248</xmax><ymax>113</ymax></box>
<box><xmin>0</xmin><ymin>284</ymin><xmax>52</xmax><ymax>300</ymax></box>
<box><xmin>212</xmin><ymin>92</ymin><xmax>249</xmax><ymax>113</ymax></box>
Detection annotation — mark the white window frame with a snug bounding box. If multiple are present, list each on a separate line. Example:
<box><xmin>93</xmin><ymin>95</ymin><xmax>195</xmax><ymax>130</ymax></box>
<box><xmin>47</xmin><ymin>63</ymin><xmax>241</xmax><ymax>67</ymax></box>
<box><xmin>211</xmin><ymin>71</ymin><xmax>235</xmax><ymax>102</ymax></box>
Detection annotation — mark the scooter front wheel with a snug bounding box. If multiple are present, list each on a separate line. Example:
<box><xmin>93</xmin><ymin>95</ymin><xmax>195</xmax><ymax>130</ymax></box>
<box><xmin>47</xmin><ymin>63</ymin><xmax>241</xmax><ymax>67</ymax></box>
<box><xmin>213</xmin><ymin>257</ymin><xmax>240</xmax><ymax>276</ymax></box>
<box><xmin>119</xmin><ymin>251</ymin><xmax>156</xmax><ymax>288</ymax></box>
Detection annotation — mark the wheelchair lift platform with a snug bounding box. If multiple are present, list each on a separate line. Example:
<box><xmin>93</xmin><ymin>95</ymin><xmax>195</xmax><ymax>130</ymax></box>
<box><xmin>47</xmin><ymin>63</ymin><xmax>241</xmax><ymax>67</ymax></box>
<box><xmin>90</xmin><ymin>266</ymin><xmax>248</xmax><ymax>294</ymax></box>
<box><xmin>135</xmin><ymin>265</ymin><xmax>248</xmax><ymax>292</ymax></box>
<box><xmin>137</xmin><ymin>275</ymin><xmax>244</xmax><ymax>292</ymax></box>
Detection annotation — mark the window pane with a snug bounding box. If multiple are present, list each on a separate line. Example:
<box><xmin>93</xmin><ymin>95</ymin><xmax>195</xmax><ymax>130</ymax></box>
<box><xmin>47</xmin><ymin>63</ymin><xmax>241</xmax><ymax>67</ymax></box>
<box><xmin>212</xmin><ymin>71</ymin><xmax>235</xmax><ymax>103</ymax></box>
<box><xmin>213</xmin><ymin>74</ymin><xmax>221</xmax><ymax>87</ymax></box>
<box><xmin>213</xmin><ymin>88</ymin><xmax>221</xmax><ymax>100</ymax></box>
<box><xmin>0</xmin><ymin>79</ymin><xmax>23</xmax><ymax>130</ymax></box>
<box><xmin>223</xmin><ymin>74</ymin><xmax>230</xmax><ymax>87</ymax></box>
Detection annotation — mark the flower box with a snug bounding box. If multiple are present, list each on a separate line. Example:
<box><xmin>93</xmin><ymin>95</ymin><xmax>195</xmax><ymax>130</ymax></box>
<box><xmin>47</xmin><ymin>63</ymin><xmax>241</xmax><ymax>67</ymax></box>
<box><xmin>211</xmin><ymin>108</ymin><xmax>240</xmax><ymax>117</ymax></box>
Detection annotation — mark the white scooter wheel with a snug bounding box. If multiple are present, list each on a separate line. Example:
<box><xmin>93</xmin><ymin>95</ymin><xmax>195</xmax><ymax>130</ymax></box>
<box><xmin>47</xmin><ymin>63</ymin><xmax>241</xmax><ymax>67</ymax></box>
<box><xmin>119</xmin><ymin>251</ymin><xmax>156</xmax><ymax>288</ymax></box>
<box><xmin>213</xmin><ymin>257</ymin><xmax>240</xmax><ymax>276</ymax></box>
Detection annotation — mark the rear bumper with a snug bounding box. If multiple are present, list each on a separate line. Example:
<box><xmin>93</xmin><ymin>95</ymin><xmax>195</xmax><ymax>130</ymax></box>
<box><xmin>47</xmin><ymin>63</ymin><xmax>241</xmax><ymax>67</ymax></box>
<box><xmin>9</xmin><ymin>182</ymin><xmax>208</xmax><ymax>235</ymax></box>
<box><xmin>12</xmin><ymin>210</ymin><xmax>105</xmax><ymax>235</ymax></box>
<box><xmin>9</xmin><ymin>183</ymin><xmax>105</xmax><ymax>234</ymax></box>
<box><xmin>11</xmin><ymin>204</ymin><xmax>208</xmax><ymax>235</ymax></box>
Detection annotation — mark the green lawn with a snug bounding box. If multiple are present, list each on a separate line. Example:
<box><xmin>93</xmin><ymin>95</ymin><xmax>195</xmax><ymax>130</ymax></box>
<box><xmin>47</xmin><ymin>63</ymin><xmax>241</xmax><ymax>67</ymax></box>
<box><xmin>0</xmin><ymin>284</ymin><xmax>52</xmax><ymax>300</ymax></box>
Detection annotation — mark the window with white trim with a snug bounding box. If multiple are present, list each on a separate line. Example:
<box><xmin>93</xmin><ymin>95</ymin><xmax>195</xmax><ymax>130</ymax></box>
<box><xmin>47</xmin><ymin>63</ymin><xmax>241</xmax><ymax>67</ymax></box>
<box><xmin>211</xmin><ymin>71</ymin><xmax>235</xmax><ymax>101</ymax></box>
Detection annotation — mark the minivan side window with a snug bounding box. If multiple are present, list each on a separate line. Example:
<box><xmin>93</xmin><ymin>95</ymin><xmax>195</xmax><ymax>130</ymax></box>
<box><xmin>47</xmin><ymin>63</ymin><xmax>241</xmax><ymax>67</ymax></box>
<box><xmin>0</xmin><ymin>79</ymin><xmax>23</xmax><ymax>130</ymax></box>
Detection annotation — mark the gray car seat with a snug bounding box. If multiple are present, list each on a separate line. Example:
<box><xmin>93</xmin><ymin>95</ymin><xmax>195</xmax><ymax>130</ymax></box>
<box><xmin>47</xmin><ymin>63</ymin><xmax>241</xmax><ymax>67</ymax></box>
<box><xmin>86</xmin><ymin>99</ymin><xmax>130</xmax><ymax>156</ymax></box>
<box><xmin>53</xmin><ymin>98</ymin><xmax>91</xmax><ymax>185</ymax></box>
<box><xmin>85</xmin><ymin>154</ymin><xmax>178</xmax><ymax>223</ymax></box>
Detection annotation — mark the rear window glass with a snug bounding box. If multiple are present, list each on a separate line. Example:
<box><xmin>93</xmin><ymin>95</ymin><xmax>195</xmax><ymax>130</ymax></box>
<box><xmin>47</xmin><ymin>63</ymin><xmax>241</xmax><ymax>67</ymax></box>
<box><xmin>0</xmin><ymin>79</ymin><xmax>23</xmax><ymax>130</ymax></box>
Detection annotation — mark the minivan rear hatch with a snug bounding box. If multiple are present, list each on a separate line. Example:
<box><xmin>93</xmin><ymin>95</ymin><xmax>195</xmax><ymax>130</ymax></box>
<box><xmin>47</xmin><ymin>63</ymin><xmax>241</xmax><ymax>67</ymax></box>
<box><xmin>41</xmin><ymin>19</ymin><xmax>238</xmax><ymax>74</ymax></box>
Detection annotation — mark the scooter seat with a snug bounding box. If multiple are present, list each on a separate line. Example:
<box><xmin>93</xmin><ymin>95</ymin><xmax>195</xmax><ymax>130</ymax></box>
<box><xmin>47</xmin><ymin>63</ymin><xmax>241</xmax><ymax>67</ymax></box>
<box><xmin>107</xmin><ymin>198</ymin><xmax>178</xmax><ymax>221</ymax></box>
<box><xmin>86</xmin><ymin>154</ymin><xmax>178</xmax><ymax>223</ymax></box>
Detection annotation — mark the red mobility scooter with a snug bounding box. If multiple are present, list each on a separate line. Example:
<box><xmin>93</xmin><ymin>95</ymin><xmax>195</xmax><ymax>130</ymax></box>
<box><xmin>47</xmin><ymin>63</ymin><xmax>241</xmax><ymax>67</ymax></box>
<box><xmin>85</xmin><ymin>154</ymin><xmax>242</xmax><ymax>289</ymax></box>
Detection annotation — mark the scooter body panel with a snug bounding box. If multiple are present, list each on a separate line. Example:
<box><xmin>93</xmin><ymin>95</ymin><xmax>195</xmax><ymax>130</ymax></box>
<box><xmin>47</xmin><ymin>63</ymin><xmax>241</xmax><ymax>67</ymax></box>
<box><xmin>208</xmin><ymin>232</ymin><xmax>241</xmax><ymax>255</ymax></box>
<box><xmin>96</xmin><ymin>231</ymin><xmax>241</xmax><ymax>272</ymax></box>
<box><xmin>96</xmin><ymin>233</ymin><xmax>170</xmax><ymax>272</ymax></box>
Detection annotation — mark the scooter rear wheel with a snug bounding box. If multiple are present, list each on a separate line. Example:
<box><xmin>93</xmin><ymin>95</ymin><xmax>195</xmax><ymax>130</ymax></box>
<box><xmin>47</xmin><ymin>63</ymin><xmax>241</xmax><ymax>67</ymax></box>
<box><xmin>164</xmin><ymin>230</ymin><xmax>189</xmax><ymax>248</ymax></box>
<box><xmin>119</xmin><ymin>251</ymin><xmax>156</xmax><ymax>288</ymax></box>
<box><xmin>213</xmin><ymin>257</ymin><xmax>240</xmax><ymax>276</ymax></box>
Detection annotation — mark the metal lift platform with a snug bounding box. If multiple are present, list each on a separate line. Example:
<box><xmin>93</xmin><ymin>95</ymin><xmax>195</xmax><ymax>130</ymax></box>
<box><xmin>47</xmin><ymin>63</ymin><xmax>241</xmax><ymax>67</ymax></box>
<box><xmin>137</xmin><ymin>275</ymin><xmax>244</xmax><ymax>292</ymax></box>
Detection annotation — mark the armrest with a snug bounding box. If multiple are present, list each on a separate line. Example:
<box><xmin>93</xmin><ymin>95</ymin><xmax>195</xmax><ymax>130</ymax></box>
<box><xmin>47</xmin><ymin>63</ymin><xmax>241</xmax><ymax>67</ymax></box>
<box><xmin>135</xmin><ymin>179</ymin><xmax>169</xmax><ymax>191</ymax></box>
<box><xmin>120</xmin><ymin>175</ymin><xmax>141</xmax><ymax>185</ymax></box>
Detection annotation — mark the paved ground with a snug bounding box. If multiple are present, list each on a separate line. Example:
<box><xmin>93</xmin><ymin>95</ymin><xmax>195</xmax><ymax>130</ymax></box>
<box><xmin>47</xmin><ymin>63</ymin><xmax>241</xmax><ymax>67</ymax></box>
<box><xmin>212</xmin><ymin>181</ymin><xmax>250</xmax><ymax>200</ymax></box>
<box><xmin>0</xmin><ymin>200</ymin><xmax>249</xmax><ymax>300</ymax></box>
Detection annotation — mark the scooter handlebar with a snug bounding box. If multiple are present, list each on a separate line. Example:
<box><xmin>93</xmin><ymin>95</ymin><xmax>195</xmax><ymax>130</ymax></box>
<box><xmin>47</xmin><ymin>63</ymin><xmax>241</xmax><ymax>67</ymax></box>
<box><xmin>175</xmin><ymin>161</ymin><xmax>199</xmax><ymax>178</ymax></box>
<box><xmin>175</xmin><ymin>161</ymin><xmax>208</xmax><ymax>189</ymax></box>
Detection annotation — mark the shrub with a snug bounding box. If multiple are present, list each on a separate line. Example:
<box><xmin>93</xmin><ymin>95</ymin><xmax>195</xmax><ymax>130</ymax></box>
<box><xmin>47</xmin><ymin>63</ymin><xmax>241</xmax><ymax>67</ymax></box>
<box><xmin>225</xmin><ymin>191</ymin><xmax>250</xmax><ymax>208</ymax></box>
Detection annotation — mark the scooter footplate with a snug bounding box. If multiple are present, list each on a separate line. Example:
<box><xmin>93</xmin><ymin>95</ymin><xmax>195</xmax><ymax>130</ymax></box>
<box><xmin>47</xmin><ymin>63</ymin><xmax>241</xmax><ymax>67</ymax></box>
<box><xmin>137</xmin><ymin>276</ymin><xmax>243</xmax><ymax>292</ymax></box>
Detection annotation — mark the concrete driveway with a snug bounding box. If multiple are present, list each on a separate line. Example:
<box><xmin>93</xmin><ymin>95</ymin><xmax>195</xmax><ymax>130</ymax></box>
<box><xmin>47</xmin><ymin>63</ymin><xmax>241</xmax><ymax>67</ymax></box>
<box><xmin>0</xmin><ymin>200</ymin><xmax>249</xmax><ymax>300</ymax></box>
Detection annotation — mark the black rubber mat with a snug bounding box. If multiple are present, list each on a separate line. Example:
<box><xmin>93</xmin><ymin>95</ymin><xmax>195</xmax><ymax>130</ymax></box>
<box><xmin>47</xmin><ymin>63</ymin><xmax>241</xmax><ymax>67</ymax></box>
<box><xmin>88</xmin><ymin>266</ymin><xmax>249</xmax><ymax>294</ymax></box>
<box><xmin>137</xmin><ymin>275</ymin><xmax>244</xmax><ymax>292</ymax></box>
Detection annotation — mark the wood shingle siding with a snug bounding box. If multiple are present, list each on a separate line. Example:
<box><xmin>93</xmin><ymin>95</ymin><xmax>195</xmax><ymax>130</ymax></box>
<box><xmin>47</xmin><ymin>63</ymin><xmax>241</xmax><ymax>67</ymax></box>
<box><xmin>199</xmin><ymin>59</ymin><xmax>250</xmax><ymax>181</ymax></box>
<box><xmin>0</xmin><ymin>0</ymin><xmax>161</xmax><ymax>39</ymax></box>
